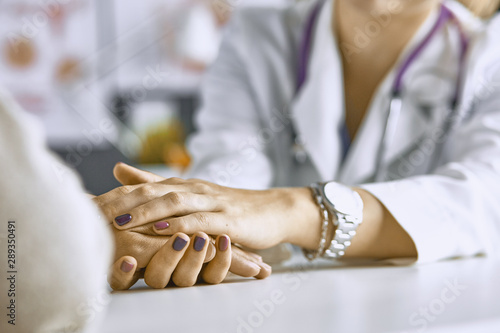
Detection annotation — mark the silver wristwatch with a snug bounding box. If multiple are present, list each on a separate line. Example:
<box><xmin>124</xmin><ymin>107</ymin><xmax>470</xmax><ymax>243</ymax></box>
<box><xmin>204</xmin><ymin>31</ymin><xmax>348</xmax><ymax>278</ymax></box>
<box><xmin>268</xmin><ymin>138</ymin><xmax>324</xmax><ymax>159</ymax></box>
<box><xmin>319</xmin><ymin>182</ymin><xmax>364</xmax><ymax>258</ymax></box>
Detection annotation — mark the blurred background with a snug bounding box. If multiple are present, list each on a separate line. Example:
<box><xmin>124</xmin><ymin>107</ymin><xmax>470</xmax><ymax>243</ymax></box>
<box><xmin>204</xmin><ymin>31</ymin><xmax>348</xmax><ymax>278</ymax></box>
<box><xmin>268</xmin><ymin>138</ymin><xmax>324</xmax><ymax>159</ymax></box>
<box><xmin>0</xmin><ymin>0</ymin><xmax>292</xmax><ymax>194</ymax></box>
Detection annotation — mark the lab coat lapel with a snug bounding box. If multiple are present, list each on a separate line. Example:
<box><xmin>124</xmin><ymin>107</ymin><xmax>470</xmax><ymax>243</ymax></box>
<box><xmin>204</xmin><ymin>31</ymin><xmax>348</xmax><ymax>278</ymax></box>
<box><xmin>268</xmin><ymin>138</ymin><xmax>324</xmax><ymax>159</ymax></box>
<box><xmin>290</xmin><ymin>0</ymin><xmax>345</xmax><ymax>182</ymax></box>
<box><xmin>339</xmin><ymin>77</ymin><xmax>438</xmax><ymax>185</ymax></box>
<box><xmin>337</xmin><ymin>83</ymin><xmax>390</xmax><ymax>185</ymax></box>
<box><xmin>339</xmin><ymin>81</ymin><xmax>446</xmax><ymax>185</ymax></box>
<box><xmin>339</xmin><ymin>9</ymin><xmax>445</xmax><ymax>185</ymax></box>
<box><xmin>386</xmin><ymin>99</ymin><xmax>436</xmax><ymax>168</ymax></box>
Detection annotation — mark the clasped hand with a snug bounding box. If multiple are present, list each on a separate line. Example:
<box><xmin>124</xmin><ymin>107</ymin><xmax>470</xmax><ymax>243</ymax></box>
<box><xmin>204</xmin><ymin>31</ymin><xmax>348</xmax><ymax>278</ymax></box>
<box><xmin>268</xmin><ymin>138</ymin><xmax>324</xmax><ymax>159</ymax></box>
<box><xmin>95</xmin><ymin>163</ymin><xmax>282</xmax><ymax>290</ymax></box>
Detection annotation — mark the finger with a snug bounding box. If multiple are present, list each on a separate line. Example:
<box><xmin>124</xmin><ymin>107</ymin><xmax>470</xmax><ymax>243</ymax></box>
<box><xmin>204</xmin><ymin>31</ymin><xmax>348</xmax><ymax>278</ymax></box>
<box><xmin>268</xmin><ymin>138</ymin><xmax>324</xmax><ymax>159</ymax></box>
<box><xmin>243</xmin><ymin>250</ymin><xmax>263</xmax><ymax>262</ymax></box>
<box><xmin>143</xmin><ymin>233</ymin><xmax>190</xmax><ymax>289</ymax></box>
<box><xmin>254</xmin><ymin>261</ymin><xmax>272</xmax><ymax>279</ymax></box>
<box><xmin>92</xmin><ymin>184</ymin><xmax>140</xmax><ymax>209</ymax></box>
<box><xmin>171</xmin><ymin>232</ymin><xmax>210</xmax><ymax>287</ymax></box>
<box><xmin>232</xmin><ymin>247</ymin><xmax>271</xmax><ymax>279</ymax></box>
<box><xmin>155</xmin><ymin>217</ymin><xmax>272</xmax><ymax>275</ymax></box>
<box><xmin>101</xmin><ymin>184</ymin><xmax>178</xmax><ymax>224</ymax></box>
<box><xmin>230</xmin><ymin>246</ymin><xmax>271</xmax><ymax>279</ymax></box>
<box><xmin>94</xmin><ymin>172</ymin><xmax>199</xmax><ymax>210</ymax></box>
<box><xmin>205</xmin><ymin>240</ymin><xmax>216</xmax><ymax>263</ymax></box>
<box><xmin>202</xmin><ymin>235</ymin><xmax>231</xmax><ymax>284</ymax></box>
<box><xmin>154</xmin><ymin>212</ymin><xmax>229</xmax><ymax>236</ymax></box>
<box><xmin>114</xmin><ymin>192</ymin><xmax>221</xmax><ymax>230</ymax></box>
<box><xmin>108</xmin><ymin>256</ymin><xmax>140</xmax><ymax>291</ymax></box>
<box><xmin>113</xmin><ymin>162</ymin><xmax>165</xmax><ymax>185</ymax></box>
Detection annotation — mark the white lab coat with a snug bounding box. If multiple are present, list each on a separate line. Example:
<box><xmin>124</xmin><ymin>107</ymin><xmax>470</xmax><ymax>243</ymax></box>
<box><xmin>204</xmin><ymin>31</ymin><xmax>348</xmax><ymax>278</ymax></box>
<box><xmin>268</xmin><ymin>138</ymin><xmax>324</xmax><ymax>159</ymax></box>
<box><xmin>186</xmin><ymin>0</ymin><xmax>500</xmax><ymax>263</ymax></box>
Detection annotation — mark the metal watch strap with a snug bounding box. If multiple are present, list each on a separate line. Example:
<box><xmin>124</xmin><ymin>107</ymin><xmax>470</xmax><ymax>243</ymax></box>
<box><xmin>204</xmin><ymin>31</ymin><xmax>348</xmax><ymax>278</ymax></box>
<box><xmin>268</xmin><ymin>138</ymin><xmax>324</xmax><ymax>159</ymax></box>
<box><xmin>302</xmin><ymin>184</ymin><xmax>330</xmax><ymax>261</ymax></box>
<box><xmin>319</xmin><ymin>183</ymin><xmax>363</xmax><ymax>259</ymax></box>
<box><xmin>324</xmin><ymin>212</ymin><xmax>361</xmax><ymax>258</ymax></box>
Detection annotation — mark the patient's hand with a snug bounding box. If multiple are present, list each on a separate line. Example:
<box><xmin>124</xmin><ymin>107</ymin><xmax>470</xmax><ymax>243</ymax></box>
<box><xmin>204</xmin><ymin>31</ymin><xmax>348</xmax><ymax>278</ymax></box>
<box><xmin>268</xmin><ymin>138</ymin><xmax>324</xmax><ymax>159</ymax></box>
<box><xmin>109</xmin><ymin>232</ymin><xmax>234</xmax><ymax>290</ymax></box>
<box><xmin>107</xmin><ymin>224</ymin><xmax>270</xmax><ymax>290</ymax></box>
<box><xmin>109</xmin><ymin>222</ymin><xmax>215</xmax><ymax>269</ymax></box>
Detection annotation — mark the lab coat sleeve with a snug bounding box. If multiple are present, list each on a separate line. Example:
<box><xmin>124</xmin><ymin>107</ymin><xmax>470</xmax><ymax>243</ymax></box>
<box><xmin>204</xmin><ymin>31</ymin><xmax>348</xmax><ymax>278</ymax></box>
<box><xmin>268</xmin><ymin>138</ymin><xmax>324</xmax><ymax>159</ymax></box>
<box><xmin>185</xmin><ymin>12</ymin><xmax>274</xmax><ymax>190</ymax></box>
<box><xmin>360</xmin><ymin>85</ymin><xmax>500</xmax><ymax>263</ymax></box>
<box><xmin>0</xmin><ymin>89</ymin><xmax>113</xmax><ymax>333</ymax></box>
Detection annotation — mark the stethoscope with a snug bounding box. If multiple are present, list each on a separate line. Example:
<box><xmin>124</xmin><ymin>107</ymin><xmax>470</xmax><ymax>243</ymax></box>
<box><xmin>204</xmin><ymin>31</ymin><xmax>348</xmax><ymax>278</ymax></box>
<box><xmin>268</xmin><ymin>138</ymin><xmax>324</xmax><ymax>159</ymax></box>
<box><xmin>291</xmin><ymin>0</ymin><xmax>469</xmax><ymax>181</ymax></box>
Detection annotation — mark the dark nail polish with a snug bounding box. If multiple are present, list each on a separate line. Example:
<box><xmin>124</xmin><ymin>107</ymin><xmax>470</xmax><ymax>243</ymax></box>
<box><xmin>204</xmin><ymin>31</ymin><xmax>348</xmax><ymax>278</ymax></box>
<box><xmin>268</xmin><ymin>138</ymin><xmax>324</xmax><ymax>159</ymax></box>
<box><xmin>172</xmin><ymin>237</ymin><xmax>188</xmax><ymax>251</ymax></box>
<box><xmin>194</xmin><ymin>236</ymin><xmax>206</xmax><ymax>252</ymax></box>
<box><xmin>219</xmin><ymin>236</ymin><xmax>229</xmax><ymax>252</ymax></box>
<box><xmin>154</xmin><ymin>222</ymin><xmax>169</xmax><ymax>230</ymax></box>
<box><xmin>115</xmin><ymin>214</ymin><xmax>132</xmax><ymax>226</ymax></box>
<box><xmin>120</xmin><ymin>260</ymin><xmax>134</xmax><ymax>273</ymax></box>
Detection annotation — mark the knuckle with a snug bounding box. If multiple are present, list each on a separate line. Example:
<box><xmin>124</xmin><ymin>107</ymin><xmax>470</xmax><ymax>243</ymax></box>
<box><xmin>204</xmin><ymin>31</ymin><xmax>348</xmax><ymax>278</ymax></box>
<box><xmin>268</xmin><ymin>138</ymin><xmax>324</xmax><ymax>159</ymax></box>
<box><xmin>117</xmin><ymin>185</ymin><xmax>134</xmax><ymax>196</ymax></box>
<box><xmin>195</xmin><ymin>212</ymin><xmax>211</xmax><ymax>227</ymax></box>
<box><xmin>218</xmin><ymin>199</ymin><xmax>231</xmax><ymax>211</ymax></box>
<box><xmin>165</xmin><ymin>191</ymin><xmax>185</xmax><ymax>207</ymax></box>
<box><xmin>166</xmin><ymin>177</ymin><xmax>183</xmax><ymax>184</ymax></box>
<box><xmin>190</xmin><ymin>178</ymin><xmax>208</xmax><ymax>184</ymax></box>
<box><xmin>136</xmin><ymin>184</ymin><xmax>156</xmax><ymax>198</ymax></box>
<box><xmin>193</xmin><ymin>182</ymin><xmax>212</xmax><ymax>194</ymax></box>
<box><xmin>175</xmin><ymin>223</ymin><xmax>189</xmax><ymax>234</ymax></box>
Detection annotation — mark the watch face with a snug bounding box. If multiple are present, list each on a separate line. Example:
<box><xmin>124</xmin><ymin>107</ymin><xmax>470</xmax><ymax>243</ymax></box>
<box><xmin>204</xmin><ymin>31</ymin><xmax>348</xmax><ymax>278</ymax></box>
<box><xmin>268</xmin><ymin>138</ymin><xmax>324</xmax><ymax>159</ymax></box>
<box><xmin>323</xmin><ymin>182</ymin><xmax>363</xmax><ymax>217</ymax></box>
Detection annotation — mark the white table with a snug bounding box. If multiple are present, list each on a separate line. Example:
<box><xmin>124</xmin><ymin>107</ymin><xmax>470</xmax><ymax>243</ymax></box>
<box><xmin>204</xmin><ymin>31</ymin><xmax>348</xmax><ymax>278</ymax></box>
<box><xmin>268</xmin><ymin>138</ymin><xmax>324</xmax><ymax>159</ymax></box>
<box><xmin>101</xmin><ymin>253</ymin><xmax>500</xmax><ymax>333</ymax></box>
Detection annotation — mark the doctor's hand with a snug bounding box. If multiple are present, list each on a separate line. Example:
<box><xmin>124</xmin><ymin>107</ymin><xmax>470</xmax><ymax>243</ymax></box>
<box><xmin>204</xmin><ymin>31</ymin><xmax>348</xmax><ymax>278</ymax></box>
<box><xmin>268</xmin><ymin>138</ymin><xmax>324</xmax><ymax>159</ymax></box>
<box><xmin>103</xmin><ymin>163</ymin><xmax>418</xmax><ymax>261</ymax></box>
<box><xmin>97</xmin><ymin>166</ymin><xmax>322</xmax><ymax>251</ymax></box>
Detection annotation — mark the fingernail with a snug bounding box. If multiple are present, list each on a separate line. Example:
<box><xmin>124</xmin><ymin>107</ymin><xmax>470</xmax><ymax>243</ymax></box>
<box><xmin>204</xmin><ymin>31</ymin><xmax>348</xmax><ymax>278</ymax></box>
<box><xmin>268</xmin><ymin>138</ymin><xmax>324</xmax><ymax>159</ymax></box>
<box><xmin>219</xmin><ymin>236</ymin><xmax>229</xmax><ymax>252</ymax></box>
<box><xmin>248</xmin><ymin>252</ymin><xmax>263</xmax><ymax>262</ymax></box>
<box><xmin>172</xmin><ymin>237</ymin><xmax>188</xmax><ymax>251</ymax></box>
<box><xmin>248</xmin><ymin>261</ymin><xmax>261</xmax><ymax>271</ymax></box>
<box><xmin>154</xmin><ymin>222</ymin><xmax>170</xmax><ymax>230</ymax></box>
<box><xmin>120</xmin><ymin>260</ymin><xmax>134</xmax><ymax>273</ymax></box>
<box><xmin>261</xmin><ymin>262</ymin><xmax>272</xmax><ymax>270</ymax></box>
<box><xmin>115</xmin><ymin>214</ymin><xmax>132</xmax><ymax>226</ymax></box>
<box><xmin>194</xmin><ymin>236</ymin><xmax>206</xmax><ymax>252</ymax></box>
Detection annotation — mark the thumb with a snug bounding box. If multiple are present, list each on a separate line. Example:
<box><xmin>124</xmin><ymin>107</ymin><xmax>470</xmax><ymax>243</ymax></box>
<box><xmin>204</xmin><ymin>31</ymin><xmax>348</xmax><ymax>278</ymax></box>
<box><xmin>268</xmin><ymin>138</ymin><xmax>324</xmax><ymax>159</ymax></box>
<box><xmin>113</xmin><ymin>162</ymin><xmax>165</xmax><ymax>185</ymax></box>
<box><xmin>108</xmin><ymin>256</ymin><xmax>140</xmax><ymax>290</ymax></box>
